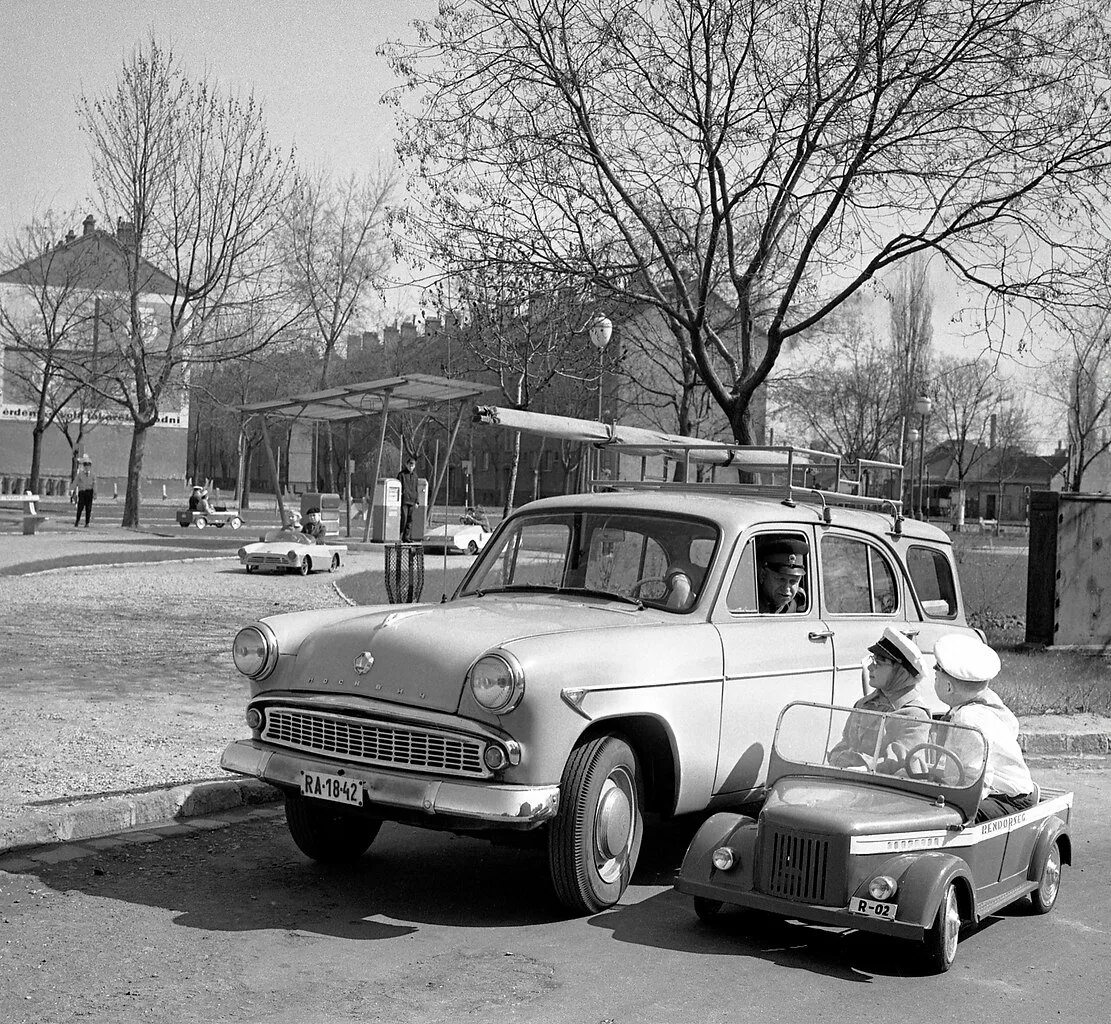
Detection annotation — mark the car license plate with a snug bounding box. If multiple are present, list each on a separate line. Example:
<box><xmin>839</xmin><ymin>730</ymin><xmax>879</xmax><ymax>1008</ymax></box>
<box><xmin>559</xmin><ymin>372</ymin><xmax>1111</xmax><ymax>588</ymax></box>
<box><xmin>300</xmin><ymin>770</ymin><xmax>363</xmax><ymax>807</ymax></box>
<box><xmin>849</xmin><ymin>898</ymin><xmax>896</xmax><ymax>919</ymax></box>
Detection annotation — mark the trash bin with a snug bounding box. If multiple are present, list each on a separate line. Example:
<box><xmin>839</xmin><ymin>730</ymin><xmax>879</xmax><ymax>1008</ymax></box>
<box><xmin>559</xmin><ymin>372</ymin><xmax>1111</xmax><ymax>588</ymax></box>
<box><xmin>300</xmin><ymin>492</ymin><xmax>341</xmax><ymax>536</ymax></box>
<box><xmin>371</xmin><ymin>478</ymin><xmax>401</xmax><ymax>543</ymax></box>
<box><xmin>385</xmin><ymin>543</ymin><xmax>424</xmax><ymax>603</ymax></box>
<box><xmin>410</xmin><ymin>477</ymin><xmax>429</xmax><ymax>541</ymax></box>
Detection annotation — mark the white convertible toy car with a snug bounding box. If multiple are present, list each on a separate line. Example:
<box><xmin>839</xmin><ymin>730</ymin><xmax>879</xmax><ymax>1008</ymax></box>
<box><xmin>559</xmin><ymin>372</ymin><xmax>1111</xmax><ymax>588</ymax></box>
<box><xmin>421</xmin><ymin>508</ymin><xmax>493</xmax><ymax>555</ymax></box>
<box><xmin>238</xmin><ymin>529</ymin><xmax>347</xmax><ymax>575</ymax></box>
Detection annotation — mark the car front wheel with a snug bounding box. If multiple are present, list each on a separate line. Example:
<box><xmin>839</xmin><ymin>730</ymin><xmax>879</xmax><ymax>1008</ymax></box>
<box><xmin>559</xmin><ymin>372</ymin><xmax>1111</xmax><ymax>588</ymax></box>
<box><xmin>923</xmin><ymin>882</ymin><xmax>962</xmax><ymax>973</ymax></box>
<box><xmin>194</xmin><ymin>516</ymin><xmax>207</xmax><ymax>529</ymax></box>
<box><xmin>229</xmin><ymin>516</ymin><xmax>242</xmax><ymax>530</ymax></box>
<box><xmin>467</xmin><ymin>539</ymin><xmax>479</xmax><ymax>555</ymax></box>
<box><xmin>284</xmin><ymin>793</ymin><xmax>382</xmax><ymax>863</ymax></box>
<box><xmin>1031</xmin><ymin>840</ymin><xmax>1062</xmax><ymax>914</ymax></box>
<box><xmin>330</xmin><ymin>553</ymin><xmax>340</xmax><ymax>572</ymax></box>
<box><xmin>298</xmin><ymin>557</ymin><xmax>311</xmax><ymax>576</ymax></box>
<box><xmin>693</xmin><ymin>897</ymin><xmax>723</xmax><ymax>922</ymax></box>
<box><xmin>548</xmin><ymin>734</ymin><xmax>643</xmax><ymax>914</ymax></box>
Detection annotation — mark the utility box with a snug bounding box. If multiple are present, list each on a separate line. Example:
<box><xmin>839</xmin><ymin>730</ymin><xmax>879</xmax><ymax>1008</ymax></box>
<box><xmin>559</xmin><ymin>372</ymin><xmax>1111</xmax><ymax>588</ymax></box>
<box><xmin>409</xmin><ymin>477</ymin><xmax>430</xmax><ymax>541</ymax></box>
<box><xmin>1026</xmin><ymin>490</ymin><xmax>1111</xmax><ymax>649</ymax></box>
<box><xmin>371</xmin><ymin>478</ymin><xmax>401</xmax><ymax>543</ymax></box>
<box><xmin>300</xmin><ymin>492</ymin><xmax>341</xmax><ymax>536</ymax></box>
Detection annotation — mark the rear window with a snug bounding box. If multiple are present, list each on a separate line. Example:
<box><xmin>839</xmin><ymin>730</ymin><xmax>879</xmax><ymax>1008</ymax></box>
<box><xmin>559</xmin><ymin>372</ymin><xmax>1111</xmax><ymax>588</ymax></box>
<box><xmin>906</xmin><ymin>546</ymin><xmax>958</xmax><ymax>618</ymax></box>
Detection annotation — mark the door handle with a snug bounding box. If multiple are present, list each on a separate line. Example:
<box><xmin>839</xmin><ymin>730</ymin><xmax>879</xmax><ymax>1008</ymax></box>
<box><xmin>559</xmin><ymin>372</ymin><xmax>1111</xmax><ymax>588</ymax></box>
<box><xmin>808</xmin><ymin>629</ymin><xmax>833</xmax><ymax>642</ymax></box>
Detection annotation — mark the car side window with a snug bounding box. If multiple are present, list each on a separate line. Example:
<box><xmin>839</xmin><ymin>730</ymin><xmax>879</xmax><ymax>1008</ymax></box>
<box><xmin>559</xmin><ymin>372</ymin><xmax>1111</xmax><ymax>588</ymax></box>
<box><xmin>906</xmin><ymin>545</ymin><xmax>959</xmax><ymax>618</ymax></box>
<box><xmin>726</xmin><ymin>539</ymin><xmax>758</xmax><ymax>612</ymax></box>
<box><xmin>821</xmin><ymin>535</ymin><xmax>899</xmax><ymax>614</ymax></box>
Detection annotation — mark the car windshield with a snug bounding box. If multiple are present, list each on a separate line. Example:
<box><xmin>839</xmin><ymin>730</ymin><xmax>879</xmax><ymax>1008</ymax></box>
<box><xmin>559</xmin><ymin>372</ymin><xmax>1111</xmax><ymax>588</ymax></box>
<box><xmin>459</xmin><ymin>510</ymin><xmax>719</xmax><ymax>612</ymax></box>
<box><xmin>773</xmin><ymin>701</ymin><xmax>987</xmax><ymax>792</ymax></box>
<box><xmin>263</xmin><ymin>529</ymin><xmax>314</xmax><ymax>545</ymax></box>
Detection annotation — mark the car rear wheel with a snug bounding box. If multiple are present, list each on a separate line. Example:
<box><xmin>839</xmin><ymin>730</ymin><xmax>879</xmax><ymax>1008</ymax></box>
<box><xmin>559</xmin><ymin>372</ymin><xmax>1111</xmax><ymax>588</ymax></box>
<box><xmin>284</xmin><ymin>793</ymin><xmax>381</xmax><ymax>863</ymax></box>
<box><xmin>467</xmin><ymin>539</ymin><xmax>479</xmax><ymax>555</ymax></box>
<box><xmin>923</xmin><ymin>882</ymin><xmax>962</xmax><ymax>973</ymax></box>
<box><xmin>229</xmin><ymin>516</ymin><xmax>242</xmax><ymax>530</ymax></box>
<box><xmin>1031</xmin><ymin>841</ymin><xmax>1062</xmax><ymax>914</ymax></box>
<box><xmin>693</xmin><ymin>897</ymin><xmax>723</xmax><ymax>922</ymax></box>
<box><xmin>194</xmin><ymin>516</ymin><xmax>207</xmax><ymax>530</ymax></box>
<box><xmin>298</xmin><ymin>557</ymin><xmax>311</xmax><ymax>576</ymax></box>
<box><xmin>245</xmin><ymin>563</ymin><xmax>257</xmax><ymax>574</ymax></box>
<box><xmin>548</xmin><ymin>734</ymin><xmax>643</xmax><ymax>914</ymax></box>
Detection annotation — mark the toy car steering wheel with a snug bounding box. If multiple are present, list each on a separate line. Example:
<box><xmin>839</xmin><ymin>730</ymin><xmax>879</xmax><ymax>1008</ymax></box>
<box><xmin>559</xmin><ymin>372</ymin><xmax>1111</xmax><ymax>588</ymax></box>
<box><xmin>900</xmin><ymin>742</ymin><xmax>967</xmax><ymax>785</ymax></box>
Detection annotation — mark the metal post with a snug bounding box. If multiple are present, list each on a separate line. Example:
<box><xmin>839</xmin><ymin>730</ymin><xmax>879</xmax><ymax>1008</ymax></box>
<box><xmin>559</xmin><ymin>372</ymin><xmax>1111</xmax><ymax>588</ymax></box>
<box><xmin>258</xmin><ymin>415</ymin><xmax>286</xmax><ymax>526</ymax></box>
<box><xmin>362</xmin><ymin>390</ymin><xmax>392</xmax><ymax>543</ymax></box>
<box><xmin>917</xmin><ymin>414</ymin><xmax>927</xmax><ymax>519</ymax></box>
<box><xmin>344</xmin><ymin>420</ymin><xmax>352</xmax><ymax>538</ymax></box>
<box><xmin>430</xmin><ymin>400</ymin><xmax>468</xmax><ymax>511</ymax></box>
<box><xmin>596</xmin><ymin>347</ymin><xmax>604</xmax><ymax>485</ymax></box>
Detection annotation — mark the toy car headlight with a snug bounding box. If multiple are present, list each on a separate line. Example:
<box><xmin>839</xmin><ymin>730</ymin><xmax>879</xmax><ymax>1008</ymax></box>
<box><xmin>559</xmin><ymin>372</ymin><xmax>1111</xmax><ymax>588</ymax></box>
<box><xmin>468</xmin><ymin>652</ymin><xmax>524</xmax><ymax>713</ymax></box>
<box><xmin>237</xmin><ymin>547</ymin><xmax>247</xmax><ymax>560</ymax></box>
<box><xmin>232</xmin><ymin>624</ymin><xmax>278</xmax><ymax>680</ymax></box>
<box><xmin>868</xmin><ymin>875</ymin><xmax>898</xmax><ymax>901</ymax></box>
<box><xmin>712</xmin><ymin>847</ymin><xmax>736</xmax><ymax>871</ymax></box>
<box><xmin>286</xmin><ymin>550</ymin><xmax>299</xmax><ymax>565</ymax></box>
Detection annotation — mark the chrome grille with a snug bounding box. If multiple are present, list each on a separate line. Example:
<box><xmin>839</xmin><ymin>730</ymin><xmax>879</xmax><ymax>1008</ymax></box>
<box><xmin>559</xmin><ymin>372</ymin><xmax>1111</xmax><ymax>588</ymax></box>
<box><xmin>760</xmin><ymin>828</ymin><xmax>831</xmax><ymax>904</ymax></box>
<box><xmin>262</xmin><ymin>706</ymin><xmax>488</xmax><ymax>778</ymax></box>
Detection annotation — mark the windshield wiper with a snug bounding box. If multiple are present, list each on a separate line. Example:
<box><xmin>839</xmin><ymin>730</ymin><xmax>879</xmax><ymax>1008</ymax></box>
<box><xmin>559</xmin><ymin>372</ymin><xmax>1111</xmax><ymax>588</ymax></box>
<box><xmin>470</xmin><ymin>584</ymin><xmax>560</xmax><ymax>598</ymax></box>
<box><xmin>557</xmin><ymin>586</ymin><xmax>643</xmax><ymax>609</ymax></box>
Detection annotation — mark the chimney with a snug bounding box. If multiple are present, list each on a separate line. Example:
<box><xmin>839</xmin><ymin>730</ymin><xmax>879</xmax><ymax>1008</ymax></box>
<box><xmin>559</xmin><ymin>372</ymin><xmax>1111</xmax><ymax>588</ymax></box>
<box><xmin>65</xmin><ymin>229</ymin><xmax>76</xmax><ymax>243</ymax></box>
<box><xmin>383</xmin><ymin>324</ymin><xmax>400</xmax><ymax>348</ymax></box>
<box><xmin>116</xmin><ymin>217</ymin><xmax>135</xmax><ymax>249</ymax></box>
<box><xmin>400</xmin><ymin>320</ymin><xmax>417</xmax><ymax>345</ymax></box>
<box><xmin>989</xmin><ymin>413</ymin><xmax>997</xmax><ymax>448</ymax></box>
<box><xmin>82</xmin><ymin>214</ymin><xmax>96</xmax><ymax>236</ymax></box>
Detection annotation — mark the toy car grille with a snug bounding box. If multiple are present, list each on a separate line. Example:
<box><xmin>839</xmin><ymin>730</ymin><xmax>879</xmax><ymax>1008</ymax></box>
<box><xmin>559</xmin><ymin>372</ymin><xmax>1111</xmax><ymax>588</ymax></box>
<box><xmin>262</xmin><ymin>707</ymin><xmax>489</xmax><ymax>778</ymax></box>
<box><xmin>760</xmin><ymin>828</ymin><xmax>833</xmax><ymax>905</ymax></box>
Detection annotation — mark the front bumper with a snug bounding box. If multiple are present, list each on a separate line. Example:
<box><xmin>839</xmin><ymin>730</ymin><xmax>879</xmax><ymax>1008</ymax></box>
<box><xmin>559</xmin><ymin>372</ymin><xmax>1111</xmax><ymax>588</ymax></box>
<box><xmin>221</xmin><ymin>739</ymin><xmax>559</xmax><ymax>830</ymax></box>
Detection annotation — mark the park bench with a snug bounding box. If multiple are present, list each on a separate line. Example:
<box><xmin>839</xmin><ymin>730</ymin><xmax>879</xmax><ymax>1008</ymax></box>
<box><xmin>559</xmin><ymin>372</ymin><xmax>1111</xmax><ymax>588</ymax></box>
<box><xmin>0</xmin><ymin>492</ymin><xmax>48</xmax><ymax>534</ymax></box>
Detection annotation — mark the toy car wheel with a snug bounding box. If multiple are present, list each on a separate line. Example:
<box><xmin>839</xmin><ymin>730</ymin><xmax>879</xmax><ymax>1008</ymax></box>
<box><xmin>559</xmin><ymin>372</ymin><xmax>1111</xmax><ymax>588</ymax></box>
<box><xmin>229</xmin><ymin>516</ymin><xmax>242</xmax><ymax>530</ymax></box>
<box><xmin>1031</xmin><ymin>840</ymin><xmax>1062</xmax><ymax>914</ymax></box>
<box><xmin>923</xmin><ymin>882</ymin><xmax>962</xmax><ymax>973</ymax></box>
<box><xmin>245</xmin><ymin>563</ymin><xmax>257</xmax><ymax>574</ymax></box>
<box><xmin>693</xmin><ymin>896</ymin><xmax>723</xmax><ymax>922</ymax></box>
<box><xmin>284</xmin><ymin>793</ymin><xmax>381</xmax><ymax>863</ymax></box>
<box><xmin>330</xmin><ymin>553</ymin><xmax>340</xmax><ymax>572</ymax></box>
<box><xmin>298</xmin><ymin>557</ymin><xmax>311</xmax><ymax>576</ymax></box>
<box><xmin>194</xmin><ymin>516</ymin><xmax>207</xmax><ymax>530</ymax></box>
<box><xmin>548</xmin><ymin>734</ymin><xmax>643</xmax><ymax>913</ymax></box>
<box><xmin>467</xmin><ymin>539</ymin><xmax>479</xmax><ymax>555</ymax></box>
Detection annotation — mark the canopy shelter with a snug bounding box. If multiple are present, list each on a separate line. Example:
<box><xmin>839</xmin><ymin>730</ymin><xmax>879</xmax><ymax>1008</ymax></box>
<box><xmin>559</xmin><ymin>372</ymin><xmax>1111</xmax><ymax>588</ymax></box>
<box><xmin>241</xmin><ymin>374</ymin><xmax>491</xmax><ymax>539</ymax></box>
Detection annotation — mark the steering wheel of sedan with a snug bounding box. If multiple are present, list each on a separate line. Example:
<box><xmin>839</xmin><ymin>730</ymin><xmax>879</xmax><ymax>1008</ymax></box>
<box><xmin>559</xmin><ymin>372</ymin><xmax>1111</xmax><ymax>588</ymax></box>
<box><xmin>630</xmin><ymin>576</ymin><xmax>669</xmax><ymax>600</ymax></box>
<box><xmin>900</xmin><ymin>742</ymin><xmax>967</xmax><ymax>786</ymax></box>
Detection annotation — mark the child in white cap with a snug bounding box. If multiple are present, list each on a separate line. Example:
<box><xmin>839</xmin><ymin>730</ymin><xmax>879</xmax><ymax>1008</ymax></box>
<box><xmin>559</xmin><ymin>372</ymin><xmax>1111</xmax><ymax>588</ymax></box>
<box><xmin>934</xmin><ymin>633</ymin><xmax>1035</xmax><ymax>822</ymax></box>
<box><xmin>828</xmin><ymin>626</ymin><xmax>934</xmax><ymax>772</ymax></box>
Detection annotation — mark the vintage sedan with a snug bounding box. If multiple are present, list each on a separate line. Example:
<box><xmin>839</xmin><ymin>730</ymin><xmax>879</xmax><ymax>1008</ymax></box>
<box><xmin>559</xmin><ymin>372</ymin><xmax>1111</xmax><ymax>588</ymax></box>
<box><xmin>677</xmin><ymin>701</ymin><xmax>1073</xmax><ymax>972</ymax></box>
<box><xmin>237</xmin><ymin>529</ymin><xmax>346</xmax><ymax>575</ymax></box>
<box><xmin>221</xmin><ymin>483</ymin><xmax>980</xmax><ymax>913</ymax></box>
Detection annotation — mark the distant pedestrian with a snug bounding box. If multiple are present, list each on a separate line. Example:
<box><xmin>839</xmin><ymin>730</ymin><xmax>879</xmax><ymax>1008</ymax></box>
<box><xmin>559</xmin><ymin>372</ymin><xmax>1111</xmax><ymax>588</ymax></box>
<box><xmin>398</xmin><ymin>454</ymin><xmax>418</xmax><ymax>542</ymax></box>
<box><xmin>71</xmin><ymin>455</ymin><xmax>96</xmax><ymax>527</ymax></box>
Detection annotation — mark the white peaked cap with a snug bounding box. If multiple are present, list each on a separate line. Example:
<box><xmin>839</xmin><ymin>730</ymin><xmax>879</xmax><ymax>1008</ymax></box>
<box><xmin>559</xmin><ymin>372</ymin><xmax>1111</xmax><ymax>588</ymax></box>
<box><xmin>934</xmin><ymin>633</ymin><xmax>1001</xmax><ymax>685</ymax></box>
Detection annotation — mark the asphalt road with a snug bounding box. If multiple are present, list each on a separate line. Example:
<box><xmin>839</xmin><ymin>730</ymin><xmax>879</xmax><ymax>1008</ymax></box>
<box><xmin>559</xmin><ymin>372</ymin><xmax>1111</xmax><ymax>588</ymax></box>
<box><xmin>1</xmin><ymin>761</ymin><xmax>1108</xmax><ymax>1024</ymax></box>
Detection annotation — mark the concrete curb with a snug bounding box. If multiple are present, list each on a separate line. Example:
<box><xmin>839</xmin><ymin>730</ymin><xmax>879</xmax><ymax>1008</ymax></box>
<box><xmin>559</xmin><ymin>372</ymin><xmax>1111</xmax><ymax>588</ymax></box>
<box><xmin>1019</xmin><ymin>729</ymin><xmax>1111</xmax><ymax>756</ymax></box>
<box><xmin>0</xmin><ymin>778</ymin><xmax>279</xmax><ymax>856</ymax></box>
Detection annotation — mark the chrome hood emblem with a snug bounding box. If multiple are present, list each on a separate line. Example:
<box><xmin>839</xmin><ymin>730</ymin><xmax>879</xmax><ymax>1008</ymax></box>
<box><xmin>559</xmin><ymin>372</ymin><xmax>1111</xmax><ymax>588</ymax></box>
<box><xmin>353</xmin><ymin>652</ymin><xmax>375</xmax><ymax>675</ymax></box>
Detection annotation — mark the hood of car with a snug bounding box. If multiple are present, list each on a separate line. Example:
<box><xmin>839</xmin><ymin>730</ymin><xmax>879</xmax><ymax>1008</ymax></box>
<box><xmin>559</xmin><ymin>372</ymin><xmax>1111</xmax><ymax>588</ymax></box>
<box><xmin>261</xmin><ymin>595</ymin><xmax>648</xmax><ymax>713</ymax></box>
<box><xmin>761</xmin><ymin>777</ymin><xmax>965</xmax><ymax>835</ymax></box>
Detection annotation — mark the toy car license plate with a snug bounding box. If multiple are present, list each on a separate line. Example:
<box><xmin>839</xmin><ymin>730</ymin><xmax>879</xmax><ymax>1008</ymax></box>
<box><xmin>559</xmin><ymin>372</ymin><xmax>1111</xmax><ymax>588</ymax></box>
<box><xmin>301</xmin><ymin>770</ymin><xmax>363</xmax><ymax>807</ymax></box>
<box><xmin>850</xmin><ymin>897</ymin><xmax>896</xmax><ymax>919</ymax></box>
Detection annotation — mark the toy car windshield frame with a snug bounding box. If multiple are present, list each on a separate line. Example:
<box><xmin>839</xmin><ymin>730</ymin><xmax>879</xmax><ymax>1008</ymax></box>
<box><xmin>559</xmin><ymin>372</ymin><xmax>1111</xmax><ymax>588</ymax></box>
<box><xmin>261</xmin><ymin>529</ymin><xmax>316</xmax><ymax>545</ymax></box>
<box><xmin>767</xmin><ymin>700</ymin><xmax>989</xmax><ymax>822</ymax></box>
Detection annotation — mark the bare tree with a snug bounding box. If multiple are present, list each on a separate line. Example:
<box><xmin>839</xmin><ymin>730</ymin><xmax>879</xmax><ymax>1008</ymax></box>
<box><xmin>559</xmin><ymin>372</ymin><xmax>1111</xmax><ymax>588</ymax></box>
<box><xmin>0</xmin><ymin>211</ymin><xmax>116</xmax><ymax>491</ymax></box>
<box><xmin>933</xmin><ymin>356</ymin><xmax>1001</xmax><ymax>529</ymax></box>
<box><xmin>78</xmin><ymin>37</ymin><xmax>299</xmax><ymax>526</ymax></box>
<box><xmin>386</xmin><ymin>0</ymin><xmax>1111</xmax><ymax>445</ymax></box>
<box><xmin>284</xmin><ymin>167</ymin><xmax>398</xmax><ymax>489</ymax></box>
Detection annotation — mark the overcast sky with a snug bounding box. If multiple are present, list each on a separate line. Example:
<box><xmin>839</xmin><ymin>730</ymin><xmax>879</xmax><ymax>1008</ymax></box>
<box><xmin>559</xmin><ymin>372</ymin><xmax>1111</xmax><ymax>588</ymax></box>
<box><xmin>0</xmin><ymin>0</ymin><xmax>433</xmax><ymax>231</ymax></box>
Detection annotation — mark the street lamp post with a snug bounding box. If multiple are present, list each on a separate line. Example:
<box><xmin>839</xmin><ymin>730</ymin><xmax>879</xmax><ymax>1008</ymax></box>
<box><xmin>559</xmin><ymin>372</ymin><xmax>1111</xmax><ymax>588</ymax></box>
<box><xmin>914</xmin><ymin>395</ymin><xmax>933</xmax><ymax>519</ymax></box>
<box><xmin>906</xmin><ymin>427</ymin><xmax>919</xmax><ymax>512</ymax></box>
<box><xmin>589</xmin><ymin>316</ymin><xmax>613</xmax><ymax>486</ymax></box>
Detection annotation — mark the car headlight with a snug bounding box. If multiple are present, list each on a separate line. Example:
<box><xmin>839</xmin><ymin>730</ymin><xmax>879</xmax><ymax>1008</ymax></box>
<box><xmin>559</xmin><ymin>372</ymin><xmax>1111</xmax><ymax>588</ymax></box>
<box><xmin>711</xmin><ymin>847</ymin><xmax>736</xmax><ymax>871</ymax></box>
<box><xmin>286</xmin><ymin>550</ymin><xmax>299</xmax><ymax>565</ymax></box>
<box><xmin>468</xmin><ymin>652</ymin><xmax>525</xmax><ymax>713</ymax></box>
<box><xmin>868</xmin><ymin>875</ymin><xmax>898</xmax><ymax>901</ymax></box>
<box><xmin>232</xmin><ymin>624</ymin><xmax>278</xmax><ymax>680</ymax></box>
<box><xmin>237</xmin><ymin>547</ymin><xmax>247</xmax><ymax>560</ymax></box>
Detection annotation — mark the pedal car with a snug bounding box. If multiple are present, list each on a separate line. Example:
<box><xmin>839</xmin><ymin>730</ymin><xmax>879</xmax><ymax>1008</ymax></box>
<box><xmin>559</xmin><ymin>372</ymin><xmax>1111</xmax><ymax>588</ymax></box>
<box><xmin>421</xmin><ymin>507</ymin><xmax>492</xmax><ymax>555</ymax></box>
<box><xmin>237</xmin><ymin>528</ymin><xmax>347</xmax><ymax>575</ymax></box>
<box><xmin>176</xmin><ymin>507</ymin><xmax>243</xmax><ymax>530</ymax></box>
<box><xmin>677</xmin><ymin>700</ymin><xmax>1072</xmax><ymax>972</ymax></box>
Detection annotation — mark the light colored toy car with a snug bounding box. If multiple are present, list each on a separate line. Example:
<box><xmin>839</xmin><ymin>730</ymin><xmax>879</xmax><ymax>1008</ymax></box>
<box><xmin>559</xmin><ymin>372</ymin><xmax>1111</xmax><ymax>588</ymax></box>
<box><xmin>677</xmin><ymin>701</ymin><xmax>1072</xmax><ymax>972</ymax></box>
<box><xmin>176</xmin><ymin>507</ymin><xmax>243</xmax><ymax>530</ymax></box>
<box><xmin>222</xmin><ymin>476</ymin><xmax>979</xmax><ymax>913</ymax></box>
<box><xmin>421</xmin><ymin>517</ymin><xmax>492</xmax><ymax>555</ymax></box>
<box><xmin>237</xmin><ymin>529</ymin><xmax>346</xmax><ymax>575</ymax></box>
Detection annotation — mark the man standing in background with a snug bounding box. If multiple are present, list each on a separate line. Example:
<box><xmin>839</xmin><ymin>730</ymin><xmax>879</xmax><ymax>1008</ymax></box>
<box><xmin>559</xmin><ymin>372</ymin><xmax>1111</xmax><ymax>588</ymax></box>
<box><xmin>71</xmin><ymin>455</ymin><xmax>96</xmax><ymax>528</ymax></box>
<box><xmin>398</xmin><ymin>454</ymin><xmax>418</xmax><ymax>543</ymax></box>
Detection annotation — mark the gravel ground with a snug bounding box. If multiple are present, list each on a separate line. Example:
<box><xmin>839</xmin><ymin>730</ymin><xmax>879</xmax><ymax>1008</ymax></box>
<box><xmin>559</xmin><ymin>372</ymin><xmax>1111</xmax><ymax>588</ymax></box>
<box><xmin>0</xmin><ymin>545</ymin><xmax>385</xmax><ymax>832</ymax></box>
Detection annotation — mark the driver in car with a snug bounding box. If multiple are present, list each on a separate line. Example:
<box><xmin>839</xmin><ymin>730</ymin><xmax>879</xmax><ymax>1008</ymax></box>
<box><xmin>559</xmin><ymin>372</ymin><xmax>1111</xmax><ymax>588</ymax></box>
<box><xmin>757</xmin><ymin>538</ymin><xmax>808</xmax><ymax>613</ymax></box>
<box><xmin>828</xmin><ymin>626</ymin><xmax>933</xmax><ymax>773</ymax></box>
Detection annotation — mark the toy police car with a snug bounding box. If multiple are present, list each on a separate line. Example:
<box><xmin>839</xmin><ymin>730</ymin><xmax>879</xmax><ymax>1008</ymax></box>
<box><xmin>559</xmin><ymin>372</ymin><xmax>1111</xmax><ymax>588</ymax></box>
<box><xmin>676</xmin><ymin>700</ymin><xmax>1073</xmax><ymax>972</ymax></box>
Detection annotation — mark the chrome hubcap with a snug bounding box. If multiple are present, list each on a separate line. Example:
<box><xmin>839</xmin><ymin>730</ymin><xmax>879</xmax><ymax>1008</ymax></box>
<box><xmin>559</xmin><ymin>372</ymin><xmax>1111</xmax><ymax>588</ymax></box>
<box><xmin>593</xmin><ymin>767</ymin><xmax>635</xmax><ymax>883</ymax></box>
<box><xmin>1040</xmin><ymin>847</ymin><xmax>1061</xmax><ymax>905</ymax></box>
<box><xmin>941</xmin><ymin>887</ymin><xmax>960</xmax><ymax>963</ymax></box>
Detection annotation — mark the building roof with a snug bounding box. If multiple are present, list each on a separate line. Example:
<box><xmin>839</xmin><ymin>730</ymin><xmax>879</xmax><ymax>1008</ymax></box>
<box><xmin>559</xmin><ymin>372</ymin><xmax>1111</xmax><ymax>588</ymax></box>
<box><xmin>926</xmin><ymin>441</ymin><xmax>1067</xmax><ymax>485</ymax></box>
<box><xmin>0</xmin><ymin>218</ymin><xmax>178</xmax><ymax>297</ymax></box>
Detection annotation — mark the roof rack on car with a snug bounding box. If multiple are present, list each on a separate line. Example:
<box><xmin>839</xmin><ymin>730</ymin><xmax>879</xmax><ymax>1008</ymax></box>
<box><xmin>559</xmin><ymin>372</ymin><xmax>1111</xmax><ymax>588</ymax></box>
<box><xmin>473</xmin><ymin>405</ymin><xmax>905</xmax><ymax>520</ymax></box>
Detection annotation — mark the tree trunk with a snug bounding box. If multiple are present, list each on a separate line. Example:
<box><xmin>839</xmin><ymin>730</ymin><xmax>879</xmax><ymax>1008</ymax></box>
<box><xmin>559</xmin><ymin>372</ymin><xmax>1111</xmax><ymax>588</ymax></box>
<box><xmin>953</xmin><ymin>486</ymin><xmax>967</xmax><ymax>531</ymax></box>
<box><xmin>235</xmin><ymin>426</ymin><xmax>250</xmax><ymax>508</ymax></box>
<box><xmin>504</xmin><ymin>431</ymin><xmax>522</xmax><ymax>517</ymax></box>
<box><xmin>122</xmin><ymin>422</ymin><xmax>150</xmax><ymax>527</ymax></box>
<box><xmin>29</xmin><ymin>424</ymin><xmax>45</xmax><ymax>494</ymax></box>
<box><xmin>322</xmin><ymin>424</ymin><xmax>335</xmax><ymax>493</ymax></box>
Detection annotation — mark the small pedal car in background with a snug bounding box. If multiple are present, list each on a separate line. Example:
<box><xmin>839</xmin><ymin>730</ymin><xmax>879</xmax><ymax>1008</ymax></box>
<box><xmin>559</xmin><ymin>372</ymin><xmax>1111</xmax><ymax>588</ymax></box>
<box><xmin>421</xmin><ymin>506</ymin><xmax>493</xmax><ymax>555</ymax></box>
<box><xmin>176</xmin><ymin>507</ymin><xmax>243</xmax><ymax>530</ymax></box>
<box><xmin>677</xmin><ymin>701</ymin><xmax>1072</xmax><ymax>973</ymax></box>
<box><xmin>238</xmin><ymin>528</ymin><xmax>347</xmax><ymax>575</ymax></box>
